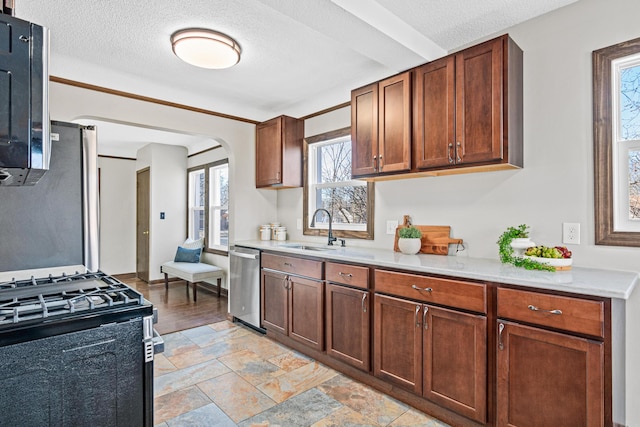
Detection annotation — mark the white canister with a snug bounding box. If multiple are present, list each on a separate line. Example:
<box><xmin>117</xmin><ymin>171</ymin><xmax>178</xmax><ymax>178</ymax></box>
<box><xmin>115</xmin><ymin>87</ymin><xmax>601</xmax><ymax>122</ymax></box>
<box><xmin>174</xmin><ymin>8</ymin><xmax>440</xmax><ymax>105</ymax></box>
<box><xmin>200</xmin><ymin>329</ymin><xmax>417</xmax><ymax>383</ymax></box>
<box><xmin>270</xmin><ymin>222</ymin><xmax>280</xmax><ymax>240</ymax></box>
<box><xmin>275</xmin><ymin>227</ymin><xmax>287</xmax><ymax>241</ymax></box>
<box><xmin>259</xmin><ymin>225</ymin><xmax>271</xmax><ymax>240</ymax></box>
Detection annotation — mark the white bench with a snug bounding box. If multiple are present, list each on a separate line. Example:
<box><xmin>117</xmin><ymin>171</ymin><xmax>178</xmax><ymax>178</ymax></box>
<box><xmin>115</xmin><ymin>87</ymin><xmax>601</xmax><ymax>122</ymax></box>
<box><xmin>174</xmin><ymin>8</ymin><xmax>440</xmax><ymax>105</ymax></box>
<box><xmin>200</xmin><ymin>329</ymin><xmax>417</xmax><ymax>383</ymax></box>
<box><xmin>161</xmin><ymin>261</ymin><xmax>225</xmax><ymax>301</ymax></box>
<box><xmin>160</xmin><ymin>238</ymin><xmax>225</xmax><ymax>302</ymax></box>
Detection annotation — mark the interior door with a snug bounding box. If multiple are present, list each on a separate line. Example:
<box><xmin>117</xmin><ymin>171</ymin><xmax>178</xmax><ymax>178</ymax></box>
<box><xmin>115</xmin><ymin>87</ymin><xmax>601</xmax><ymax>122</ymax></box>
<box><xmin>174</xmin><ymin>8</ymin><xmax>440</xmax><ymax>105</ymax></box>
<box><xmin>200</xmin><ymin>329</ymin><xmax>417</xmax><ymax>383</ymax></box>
<box><xmin>136</xmin><ymin>168</ymin><xmax>150</xmax><ymax>282</ymax></box>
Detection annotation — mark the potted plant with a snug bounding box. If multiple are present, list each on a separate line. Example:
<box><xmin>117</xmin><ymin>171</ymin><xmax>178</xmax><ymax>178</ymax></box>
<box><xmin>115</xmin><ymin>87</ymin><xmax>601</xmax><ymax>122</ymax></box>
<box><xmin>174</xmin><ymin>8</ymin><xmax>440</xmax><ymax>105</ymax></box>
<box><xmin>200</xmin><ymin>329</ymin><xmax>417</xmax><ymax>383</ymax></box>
<box><xmin>497</xmin><ymin>224</ymin><xmax>553</xmax><ymax>271</ymax></box>
<box><xmin>506</xmin><ymin>224</ymin><xmax>535</xmax><ymax>256</ymax></box>
<box><xmin>398</xmin><ymin>226</ymin><xmax>422</xmax><ymax>255</ymax></box>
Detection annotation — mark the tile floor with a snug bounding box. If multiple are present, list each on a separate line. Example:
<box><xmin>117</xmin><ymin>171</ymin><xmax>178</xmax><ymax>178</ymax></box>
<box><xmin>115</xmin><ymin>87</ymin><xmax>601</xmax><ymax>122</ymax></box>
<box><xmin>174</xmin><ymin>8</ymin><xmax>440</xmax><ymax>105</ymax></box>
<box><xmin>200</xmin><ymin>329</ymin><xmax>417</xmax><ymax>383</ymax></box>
<box><xmin>154</xmin><ymin>320</ymin><xmax>451</xmax><ymax>427</ymax></box>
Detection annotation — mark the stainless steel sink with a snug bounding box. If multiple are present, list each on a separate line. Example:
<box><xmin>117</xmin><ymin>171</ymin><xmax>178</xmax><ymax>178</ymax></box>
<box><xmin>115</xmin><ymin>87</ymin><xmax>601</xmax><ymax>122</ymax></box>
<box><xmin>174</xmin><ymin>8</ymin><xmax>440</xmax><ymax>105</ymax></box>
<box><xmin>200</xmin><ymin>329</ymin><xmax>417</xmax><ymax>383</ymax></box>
<box><xmin>280</xmin><ymin>244</ymin><xmax>337</xmax><ymax>251</ymax></box>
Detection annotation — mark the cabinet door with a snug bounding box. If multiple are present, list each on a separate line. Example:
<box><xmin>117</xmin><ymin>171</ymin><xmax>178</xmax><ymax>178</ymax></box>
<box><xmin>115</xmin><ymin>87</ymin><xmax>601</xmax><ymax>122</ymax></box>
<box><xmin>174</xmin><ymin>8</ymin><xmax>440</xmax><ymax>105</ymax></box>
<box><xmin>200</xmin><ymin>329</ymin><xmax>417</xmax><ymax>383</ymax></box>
<box><xmin>455</xmin><ymin>37</ymin><xmax>503</xmax><ymax>165</ymax></box>
<box><xmin>289</xmin><ymin>275</ymin><xmax>324</xmax><ymax>351</ymax></box>
<box><xmin>325</xmin><ymin>284</ymin><xmax>370</xmax><ymax>371</ymax></box>
<box><xmin>261</xmin><ymin>269</ymin><xmax>288</xmax><ymax>334</ymax></box>
<box><xmin>373</xmin><ymin>294</ymin><xmax>422</xmax><ymax>394</ymax></box>
<box><xmin>413</xmin><ymin>56</ymin><xmax>455</xmax><ymax>169</ymax></box>
<box><xmin>423</xmin><ymin>305</ymin><xmax>487</xmax><ymax>423</ymax></box>
<box><xmin>378</xmin><ymin>72</ymin><xmax>411</xmax><ymax>173</ymax></box>
<box><xmin>255</xmin><ymin>117</ymin><xmax>282</xmax><ymax>187</ymax></box>
<box><xmin>351</xmin><ymin>83</ymin><xmax>378</xmax><ymax>177</ymax></box>
<box><xmin>497</xmin><ymin>321</ymin><xmax>604</xmax><ymax>427</ymax></box>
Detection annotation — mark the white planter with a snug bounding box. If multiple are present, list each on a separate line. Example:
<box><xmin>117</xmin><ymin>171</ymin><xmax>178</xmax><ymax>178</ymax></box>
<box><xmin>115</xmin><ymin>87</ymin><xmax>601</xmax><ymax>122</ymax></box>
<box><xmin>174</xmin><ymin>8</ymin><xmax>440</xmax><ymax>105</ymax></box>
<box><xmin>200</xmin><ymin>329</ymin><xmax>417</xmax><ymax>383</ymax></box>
<box><xmin>398</xmin><ymin>238</ymin><xmax>421</xmax><ymax>255</ymax></box>
<box><xmin>510</xmin><ymin>238</ymin><xmax>535</xmax><ymax>257</ymax></box>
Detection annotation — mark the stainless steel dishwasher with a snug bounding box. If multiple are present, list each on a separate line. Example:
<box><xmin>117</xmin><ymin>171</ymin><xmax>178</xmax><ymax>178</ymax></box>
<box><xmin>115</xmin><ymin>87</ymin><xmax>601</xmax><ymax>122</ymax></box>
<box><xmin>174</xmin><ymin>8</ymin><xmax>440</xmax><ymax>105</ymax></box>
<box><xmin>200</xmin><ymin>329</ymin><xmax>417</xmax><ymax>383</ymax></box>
<box><xmin>229</xmin><ymin>246</ymin><xmax>263</xmax><ymax>331</ymax></box>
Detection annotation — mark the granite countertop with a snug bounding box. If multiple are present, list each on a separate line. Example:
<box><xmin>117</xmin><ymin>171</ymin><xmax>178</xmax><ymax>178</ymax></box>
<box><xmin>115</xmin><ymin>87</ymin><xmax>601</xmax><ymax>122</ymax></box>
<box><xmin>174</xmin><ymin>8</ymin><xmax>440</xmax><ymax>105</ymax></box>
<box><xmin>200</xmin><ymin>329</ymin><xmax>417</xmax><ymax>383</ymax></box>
<box><xmin>235</xmin><ymin>240</ymin><xmax>639</xmax><ymax>300</ymax></box>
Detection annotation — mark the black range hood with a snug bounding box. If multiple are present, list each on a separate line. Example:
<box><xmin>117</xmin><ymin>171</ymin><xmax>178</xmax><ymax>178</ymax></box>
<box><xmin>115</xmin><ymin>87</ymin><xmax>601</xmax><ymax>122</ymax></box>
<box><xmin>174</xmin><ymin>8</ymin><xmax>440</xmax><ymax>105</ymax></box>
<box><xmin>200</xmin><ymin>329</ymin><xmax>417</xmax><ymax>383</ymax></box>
<box><xmin>0</xmin><ymin>13</ymin><xmax>50</xmax><ymax>186</ymax></box>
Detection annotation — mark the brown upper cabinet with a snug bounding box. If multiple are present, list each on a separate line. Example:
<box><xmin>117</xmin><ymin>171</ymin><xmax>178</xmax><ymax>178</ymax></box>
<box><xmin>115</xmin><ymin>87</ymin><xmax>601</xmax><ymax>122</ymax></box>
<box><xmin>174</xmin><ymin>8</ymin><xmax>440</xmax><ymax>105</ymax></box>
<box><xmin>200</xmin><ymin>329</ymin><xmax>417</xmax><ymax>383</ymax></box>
<box><xmin>352</xmin><ymin>34</ymin><xmax>523</xmax><ymax>181</ymax></box>
<box><xmin>413</xmin><ymin>35</ymin><xmax>522</xmax><ymax>172</ymax></box>
<box><xmin>351</xmin><ymin>71</ymin><xmax>411</xmax><ymax>178</ymax></box>
<box><xmin>255</xmin><ymin>115</ymin><xmax>303</xmax><ymax>188</ymax></box>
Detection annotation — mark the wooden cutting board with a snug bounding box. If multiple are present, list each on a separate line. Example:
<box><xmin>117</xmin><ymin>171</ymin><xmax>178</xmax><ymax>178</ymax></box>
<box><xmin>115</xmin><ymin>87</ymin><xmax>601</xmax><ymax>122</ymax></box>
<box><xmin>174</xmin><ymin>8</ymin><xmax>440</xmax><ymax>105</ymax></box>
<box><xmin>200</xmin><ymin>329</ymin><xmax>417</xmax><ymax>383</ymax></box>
<box><xmin>393</xmin><ymin>216</ymin><xmax>464</xmax><ymax>255</ymax></box>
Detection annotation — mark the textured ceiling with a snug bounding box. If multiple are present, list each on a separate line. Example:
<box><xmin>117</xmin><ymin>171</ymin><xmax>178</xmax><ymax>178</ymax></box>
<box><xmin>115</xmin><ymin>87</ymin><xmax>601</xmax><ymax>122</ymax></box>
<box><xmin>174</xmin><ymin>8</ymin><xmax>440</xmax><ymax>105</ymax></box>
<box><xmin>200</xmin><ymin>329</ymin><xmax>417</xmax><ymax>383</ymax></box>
<box><xmin>13</xmin><ymin>0</ymin><xmax>578</xmax><ymax>156</ymax></box>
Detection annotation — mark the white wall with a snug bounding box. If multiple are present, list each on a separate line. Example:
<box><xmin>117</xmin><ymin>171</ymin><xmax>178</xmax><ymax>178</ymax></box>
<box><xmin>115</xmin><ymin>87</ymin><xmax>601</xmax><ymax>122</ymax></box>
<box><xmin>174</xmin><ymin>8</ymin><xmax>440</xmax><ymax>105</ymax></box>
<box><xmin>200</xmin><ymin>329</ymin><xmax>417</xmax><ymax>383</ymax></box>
<box><xmin>97</xmin><ymin>157</ymin><xmax>136</xmax><ymax>274</ymax></box>
<box><xmin>277</xmin><ymin>0</ymin><xmax>640</xmax><ymax>423</ymax></box>
<box><xmin>138</xmin><ymin>143</ymin><xmax>188</xmax><ymax>281</ymax></box>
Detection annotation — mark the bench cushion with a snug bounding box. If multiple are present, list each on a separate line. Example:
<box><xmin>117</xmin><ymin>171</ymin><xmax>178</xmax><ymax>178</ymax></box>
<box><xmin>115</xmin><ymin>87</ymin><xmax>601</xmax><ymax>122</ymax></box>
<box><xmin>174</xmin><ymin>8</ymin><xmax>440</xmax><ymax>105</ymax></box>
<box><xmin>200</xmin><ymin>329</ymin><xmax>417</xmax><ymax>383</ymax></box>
<box><xmin>161</xmin><ymin>261</ymin><xmax>223</xmax><ymax>283</ymax></box>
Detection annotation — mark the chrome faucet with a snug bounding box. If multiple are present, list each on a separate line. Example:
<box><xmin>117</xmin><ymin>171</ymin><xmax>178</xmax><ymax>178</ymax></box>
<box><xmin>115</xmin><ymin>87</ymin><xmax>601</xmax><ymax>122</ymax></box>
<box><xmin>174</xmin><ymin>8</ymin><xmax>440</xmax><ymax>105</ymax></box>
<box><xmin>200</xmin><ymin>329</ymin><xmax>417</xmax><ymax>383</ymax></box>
<box><xmin>310</xmin><ymin>208</ymin><xmax>337</xmax><ymax>246</ymax></box>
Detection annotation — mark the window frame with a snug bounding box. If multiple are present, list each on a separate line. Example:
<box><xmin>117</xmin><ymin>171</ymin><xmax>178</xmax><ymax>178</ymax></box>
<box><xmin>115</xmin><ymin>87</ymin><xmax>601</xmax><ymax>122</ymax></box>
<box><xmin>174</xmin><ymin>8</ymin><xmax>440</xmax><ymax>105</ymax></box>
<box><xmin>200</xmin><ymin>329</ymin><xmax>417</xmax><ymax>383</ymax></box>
<box><xmin>187</xmin><ymin>158</ymin><xmax>229</xmax><ymax>255</ymax></box>
<box><xmin>303</xmin><ymin>127</ymin><xmax>374</xmax><ymax>240</ymax></box>
<box><xmin>593</xmin><ymin>36</ymin><xmax>640</xmax><ymax>247</ymax></box>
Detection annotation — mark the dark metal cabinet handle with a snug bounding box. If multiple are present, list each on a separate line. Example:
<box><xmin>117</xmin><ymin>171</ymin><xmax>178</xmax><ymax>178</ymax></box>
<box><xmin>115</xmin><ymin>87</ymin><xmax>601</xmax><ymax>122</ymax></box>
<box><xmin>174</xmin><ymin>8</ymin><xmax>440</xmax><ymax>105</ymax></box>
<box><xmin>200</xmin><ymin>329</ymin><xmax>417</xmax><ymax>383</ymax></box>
<box><xmin>411</xmin><ymin>284</ymin><xmax>433</xmax><ymax>293</ymax></box>
<box><xmin>423</xmin><ymin>306</ymin><xmax>429</xmax><ymax>330</ymax></box>
<box><xmin>456</xmin><ymin>141</ymin><xmax>462</xmax><ymax>162</ymax></box>
<box><xmin>528</xmin><ymin>304</ymin><xmax>563</xmax><ymax>315</ymax></box>
<box><xmin>19</xmin><ymin>35</ymin><xmax>30</xmax><ymax>42</ymax></box>
<box><xmin>338</xmin><ymin>272</ymin><xmax>353</xmax><ymax>278</ymax></box>
<box><xmin>361</xmin><ymin>293</ymin><xmax>367</xmax><ymax>313</ymax></box>
<box><xmin>448</xmin><ymin>142</ymin><xmax>454</xmax><ymax>164</ymax></box>
<box><xmin>283</xmin><ymin>262</ymin><xmax>293</xmax><ymax>267</ymax></box>
<box><xmin>373</xmin><ymin>155</ymin><xmax>378</xmax><ymax>171</ymax></box>
<box><xmin>415</xmin><ymin>305</ymin><xmax>421</xmax><ymax>328</ymax></box>
<box><xmin>379</xmin><ymin>155</ymin><xmax>383</xmax><ymax>168</ymax></box>
<box><xmin>498</xmin><ymin>323</ymin><xmax>505</xmax><ymax>350</ymax></box>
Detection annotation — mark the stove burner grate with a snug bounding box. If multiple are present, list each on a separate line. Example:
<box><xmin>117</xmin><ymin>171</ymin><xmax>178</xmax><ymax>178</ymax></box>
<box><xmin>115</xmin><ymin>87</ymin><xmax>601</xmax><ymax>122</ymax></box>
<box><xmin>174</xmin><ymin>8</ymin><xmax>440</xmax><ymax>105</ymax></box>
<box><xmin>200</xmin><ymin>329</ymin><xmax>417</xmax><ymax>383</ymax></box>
<box><xmin>0</xmin><ymin>271</ymin><xmax>144</xmax><ymax>325</ymax></box>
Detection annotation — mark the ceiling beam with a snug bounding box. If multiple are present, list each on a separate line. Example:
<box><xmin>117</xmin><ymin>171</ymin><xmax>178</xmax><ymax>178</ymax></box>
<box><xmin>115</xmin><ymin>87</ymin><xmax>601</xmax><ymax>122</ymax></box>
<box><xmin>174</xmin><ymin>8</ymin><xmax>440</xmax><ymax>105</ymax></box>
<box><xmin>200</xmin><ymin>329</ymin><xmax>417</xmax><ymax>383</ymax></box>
<box><xmin>330</xmin><ymin>0</ymin><xmax>446</xmax><ymax>61</ymax></box>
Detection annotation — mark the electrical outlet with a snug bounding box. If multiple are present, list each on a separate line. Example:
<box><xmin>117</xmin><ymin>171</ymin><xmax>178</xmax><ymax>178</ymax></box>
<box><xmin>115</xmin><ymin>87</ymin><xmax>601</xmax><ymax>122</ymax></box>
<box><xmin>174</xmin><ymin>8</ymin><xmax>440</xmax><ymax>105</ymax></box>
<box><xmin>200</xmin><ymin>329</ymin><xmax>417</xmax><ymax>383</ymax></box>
<box><xmin>562</xmin><ymin>223</ymin><xmax>580</xmax><ymax>244</ymax></box>
<box><xmin>296</xmin><ymin>218</ymin><xmax>303</xmax><ymax>230</ymax></box>
<box><xmin>386</xmin><ymin>220</ymin><xmax>399</xmax><ymax>235</ymax></box>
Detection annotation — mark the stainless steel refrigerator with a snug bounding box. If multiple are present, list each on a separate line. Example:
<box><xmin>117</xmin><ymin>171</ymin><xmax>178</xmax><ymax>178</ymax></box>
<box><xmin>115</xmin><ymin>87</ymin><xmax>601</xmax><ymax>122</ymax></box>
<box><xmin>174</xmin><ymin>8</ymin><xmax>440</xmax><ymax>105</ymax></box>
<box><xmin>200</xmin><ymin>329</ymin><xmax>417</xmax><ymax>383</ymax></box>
<box><xmin>0</xmin><ymin>121</ymin><xmax>99</xmax><ymax>273</ymax></box>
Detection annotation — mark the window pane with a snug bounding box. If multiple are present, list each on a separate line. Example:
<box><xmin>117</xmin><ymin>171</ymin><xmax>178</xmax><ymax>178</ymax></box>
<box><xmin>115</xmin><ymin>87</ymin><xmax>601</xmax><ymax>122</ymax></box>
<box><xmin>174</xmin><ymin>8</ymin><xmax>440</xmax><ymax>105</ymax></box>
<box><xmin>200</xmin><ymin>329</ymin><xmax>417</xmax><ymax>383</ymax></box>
<box><xmin>208</xmin><ymin>164</ymin><xmax>229</xmax><ymax>249</ymax></box>
<box><xmin>620</xmin><ymin>64</ymin><xmax>640</xmax><ymax>141</ymax></box>
<box><xmin>188</xmin><ymin>169</ymin><xmax>205</xmax><ymax>240</ymax></box>
<box><xmin>317</xmin><ymin>137</ymin><xmax>352</xmax><ymax>184</ymax></box>
<box><xmin>630</xmin><ymin>149</ymin><xmax>640</xmax><ymax>220</ymax></box>
<box><xmin>314</xmin><ymin>186</ymin><xmax>368</xmax><ymax>226</ymax></box>
<box><xmin>209</xmin><ymin>208</ymin><xmax>229</xmax><ymax>247</ymax></box>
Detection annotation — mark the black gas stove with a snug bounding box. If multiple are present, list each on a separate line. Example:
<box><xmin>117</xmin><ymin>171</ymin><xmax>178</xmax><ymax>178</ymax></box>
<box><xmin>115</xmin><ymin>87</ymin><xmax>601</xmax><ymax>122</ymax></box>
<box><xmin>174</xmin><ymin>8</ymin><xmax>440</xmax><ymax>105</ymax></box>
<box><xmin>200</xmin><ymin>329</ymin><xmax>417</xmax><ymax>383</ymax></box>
<box><xmin>0</xmin><ymin>271</ymin><xmax>146</xmax><ymax>324</ymax></box>
<box><xmin>0</xmin><ymin>270</ymin><xmax>159</xmax><ymax>427</ymax></box>
<box><xmin>0</xmin><ymin>270</ymin><xmax>153</xmax><ymax>345</ymax></box>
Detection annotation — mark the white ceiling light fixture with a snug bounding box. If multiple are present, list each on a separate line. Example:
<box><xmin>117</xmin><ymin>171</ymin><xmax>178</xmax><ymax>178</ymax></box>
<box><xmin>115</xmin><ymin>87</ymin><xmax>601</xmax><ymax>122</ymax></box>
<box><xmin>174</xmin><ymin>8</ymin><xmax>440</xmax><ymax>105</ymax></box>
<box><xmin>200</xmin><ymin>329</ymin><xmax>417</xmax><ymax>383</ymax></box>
<box><xmin>171</xmin><ymin>28</ymin><xmax>241</xmax><ymax>69</ymax></box>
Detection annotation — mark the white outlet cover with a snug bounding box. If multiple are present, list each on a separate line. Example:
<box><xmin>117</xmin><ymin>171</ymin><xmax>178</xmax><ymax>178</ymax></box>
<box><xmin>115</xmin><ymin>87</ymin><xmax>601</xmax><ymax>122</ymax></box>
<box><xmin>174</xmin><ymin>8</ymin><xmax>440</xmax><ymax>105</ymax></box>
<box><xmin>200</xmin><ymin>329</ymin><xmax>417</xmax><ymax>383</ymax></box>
<box><xmin>386</xmin><ymin>220</ymin><xmax>399</xmax><ymax>235</ymax></box>
<box><xmin>562</xmin><ymin>222</ymin><xmax>580</xmax><ymax>244</ymax></box>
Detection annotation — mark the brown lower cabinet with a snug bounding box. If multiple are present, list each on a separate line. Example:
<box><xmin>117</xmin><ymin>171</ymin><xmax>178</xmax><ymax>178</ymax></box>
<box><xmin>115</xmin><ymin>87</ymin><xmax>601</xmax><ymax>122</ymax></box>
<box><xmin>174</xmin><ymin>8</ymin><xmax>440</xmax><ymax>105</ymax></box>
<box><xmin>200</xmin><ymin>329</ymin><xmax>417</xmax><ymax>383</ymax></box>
<box><xmin>261</xmin><ymin>254</ymin><xmax>612</xmax><ymax>427</ymax></box>
<box><xmin>261</xmin><ymin>268</ymin><xmax>324</xmax><ymax>351</ymax></box>
<box><xmin>325</xmin><ymin>283</ymin><xmax>370</xmax><ymax>371</ymax></box>
<box><xmin>373</xmin><ymin>293</ymin><xmax>487</xmax><ymax>423</ymax></box>
<box><xmin>496</xmin><ymin>320</ymin><xmax>604</xmax><ymax>427</ymax></box>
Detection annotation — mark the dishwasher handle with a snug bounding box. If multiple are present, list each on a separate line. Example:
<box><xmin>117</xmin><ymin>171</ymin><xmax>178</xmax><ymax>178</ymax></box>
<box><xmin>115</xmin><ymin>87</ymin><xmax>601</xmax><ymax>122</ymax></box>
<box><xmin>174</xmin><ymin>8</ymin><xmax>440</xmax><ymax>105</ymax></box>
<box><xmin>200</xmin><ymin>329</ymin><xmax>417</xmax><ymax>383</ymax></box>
<box><xmin>230</xmin><ymin>250</ymin><xmax>259</xmax><ymax>260</ymax></box>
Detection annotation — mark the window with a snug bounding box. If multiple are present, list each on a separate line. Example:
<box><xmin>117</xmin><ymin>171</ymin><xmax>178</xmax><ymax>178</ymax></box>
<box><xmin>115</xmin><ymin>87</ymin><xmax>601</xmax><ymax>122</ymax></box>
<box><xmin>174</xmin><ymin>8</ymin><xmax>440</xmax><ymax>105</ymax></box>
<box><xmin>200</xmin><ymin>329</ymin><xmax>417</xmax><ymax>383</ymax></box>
<box><xmin>187</xmin><ymin>159</ymin><xmax>229</xmax><ymax>253</ymax></box>
<box><xmin>594</xmin><ymin>37</ymin><xmax>640</xmax><ymax>246</ymax></box>
<box><xmin>303</xmin><ymin>127</ymin><xmax>374</xmax><ymax>240</ymax></box>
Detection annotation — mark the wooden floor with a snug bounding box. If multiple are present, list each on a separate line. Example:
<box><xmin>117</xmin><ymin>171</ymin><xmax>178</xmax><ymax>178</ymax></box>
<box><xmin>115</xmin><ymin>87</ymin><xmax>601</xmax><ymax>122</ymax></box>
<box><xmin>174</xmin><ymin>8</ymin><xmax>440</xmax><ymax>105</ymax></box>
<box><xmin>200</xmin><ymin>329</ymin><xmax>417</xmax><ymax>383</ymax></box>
<box><xmin>118</xmin><ymin>276</ymin><xmax>229</xmax><ymax>335</ymax></box>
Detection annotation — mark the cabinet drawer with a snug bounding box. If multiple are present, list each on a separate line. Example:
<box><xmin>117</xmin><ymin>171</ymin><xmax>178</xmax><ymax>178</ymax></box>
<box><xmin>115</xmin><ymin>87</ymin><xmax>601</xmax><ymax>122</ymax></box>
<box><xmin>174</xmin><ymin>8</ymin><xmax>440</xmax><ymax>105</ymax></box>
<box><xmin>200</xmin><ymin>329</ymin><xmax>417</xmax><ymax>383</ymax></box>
<box><xmin>374</xmin><ymin>269</ymin><xmax>486</xmax><ymax>313</ymax></box>
<box><xmin>262</xmin><ymin>253</ymin><xmax>323</xmax><ymax>279</ymax></box>
<box><xmin>497</xmin><ymin>288</ymin><xmax>604</xmax><ymax>338</ymax></box>
<box><xmin>326</xmin><ymin>262</ymin><xmax>369</xmax><ymax>289</ymax></box>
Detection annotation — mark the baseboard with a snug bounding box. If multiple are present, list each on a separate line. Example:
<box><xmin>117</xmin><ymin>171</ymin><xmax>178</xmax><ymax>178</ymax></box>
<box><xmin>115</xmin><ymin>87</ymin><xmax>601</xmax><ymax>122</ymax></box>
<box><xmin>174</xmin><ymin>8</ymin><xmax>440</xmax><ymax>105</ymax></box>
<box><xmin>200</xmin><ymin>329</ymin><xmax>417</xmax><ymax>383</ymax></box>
<box><xmin>112</xmin><ymin>272</ymin><xmax>137</xmax><ymax>280</ymax></box>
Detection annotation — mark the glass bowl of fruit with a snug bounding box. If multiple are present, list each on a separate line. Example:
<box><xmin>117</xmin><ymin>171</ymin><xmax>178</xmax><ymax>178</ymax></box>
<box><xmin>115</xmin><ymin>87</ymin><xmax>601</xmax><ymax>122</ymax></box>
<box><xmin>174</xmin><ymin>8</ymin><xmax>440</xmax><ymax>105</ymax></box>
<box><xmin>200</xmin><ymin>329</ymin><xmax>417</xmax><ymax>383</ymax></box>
<box><xmin>523</xmin><ymin>245</ymin><xmax>573</xmax><ymax>268</ymax></box>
